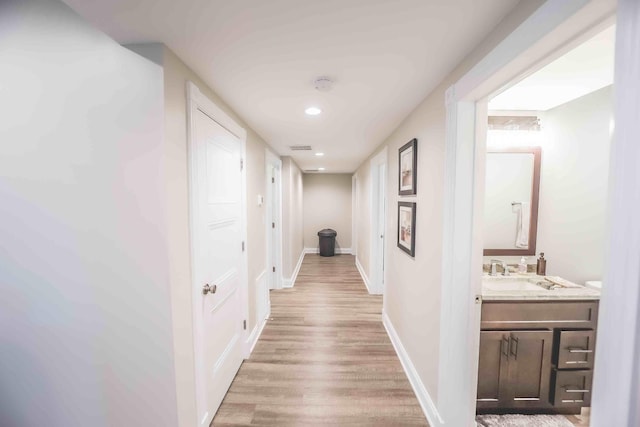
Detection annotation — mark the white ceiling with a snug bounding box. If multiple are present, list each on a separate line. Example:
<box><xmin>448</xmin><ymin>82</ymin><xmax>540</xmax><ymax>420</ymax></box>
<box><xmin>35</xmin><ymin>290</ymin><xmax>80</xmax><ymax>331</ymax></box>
<box><xmin>64</xmin><ymin>0</ymin><xmax>519</xmax><ymax>172</ymax></box>
<box><xmin>489</xmin><ymin>25</ymin><xmax>615</xmax><ymax>112</ymax></box>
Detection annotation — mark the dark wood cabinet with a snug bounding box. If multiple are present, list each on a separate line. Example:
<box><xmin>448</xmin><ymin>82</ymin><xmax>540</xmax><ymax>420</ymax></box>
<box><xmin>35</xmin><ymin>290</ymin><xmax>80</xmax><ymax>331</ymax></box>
<box><xmin>506</xmin><ymin>330</ymin><xmax>553</xmax><ymax>407</ymax></box>
<box><xmin>477</xmin><ymin>330</ymin><xmax>552</xmax><ymax>409</ymax></box>
<box><xmin>478</xmin><ymin>300</ymin><xmax>598</xmax><ymax>414</ymax></box>
<box><xmin>477</xmin><ymin>331</ymin><xmax>509</xmax><ymax>409</ymax></box>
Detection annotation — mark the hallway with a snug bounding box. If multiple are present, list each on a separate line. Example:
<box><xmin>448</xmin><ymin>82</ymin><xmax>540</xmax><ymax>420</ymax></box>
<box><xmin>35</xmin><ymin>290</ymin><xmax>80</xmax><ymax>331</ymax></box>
<box><xmin>212</xmin><ymin>254</ymin><xmax>428</xmax><ymax>426</ymax></box>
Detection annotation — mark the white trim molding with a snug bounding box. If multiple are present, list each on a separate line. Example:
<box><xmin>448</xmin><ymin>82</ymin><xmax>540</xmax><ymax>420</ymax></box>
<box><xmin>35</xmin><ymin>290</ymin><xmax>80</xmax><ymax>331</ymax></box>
<box><xmin>355</xmin><ymin>256</ymin><xmax>372</xmax><ymax>294</ymax></box>
<box><xmin>245</xmin><ymin>316</ymin><xmax>268</xmax><ymax>357</ymax></box>
<box><xmin>246</xmin><ymin>269</ymin><xmax>269</xmax><ymax>356</ymax></box>
<box><xmin>383</xmin><ymin>311</ymin><xmax>443</xmax><ymax>427</ymax></box>
<box><xmin>283</xmin><ymin>250</ymin><xmax>305</xmax><ymax>288</ymax></box>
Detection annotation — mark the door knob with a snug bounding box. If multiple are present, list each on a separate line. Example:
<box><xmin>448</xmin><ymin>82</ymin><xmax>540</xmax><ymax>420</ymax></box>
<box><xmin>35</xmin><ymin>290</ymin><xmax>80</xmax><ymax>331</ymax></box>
<box><xmin>202</xmin><ymin>284</ymin><xmax>217</xmax><ymax>295</ymax></box>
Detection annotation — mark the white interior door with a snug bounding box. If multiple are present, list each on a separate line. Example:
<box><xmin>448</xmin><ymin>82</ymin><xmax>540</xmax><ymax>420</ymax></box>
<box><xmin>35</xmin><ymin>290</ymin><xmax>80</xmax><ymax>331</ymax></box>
<box><xmin>192</xmin><ymin>109</ymin><xmax>245</xmax><ymax>426</ymax></box>
<box><xmin>265</xmin><ymin>150</ymin><xmax>282</xmax><ymax>292</ymax></box>
<box><xmin>369</xmin><ymin>149</ymin><xmax>387</xmax><ymax>295</ymax></box>
<box><xmin>377</xmin><ymin>163</ymin><xmax>387</xmax><ymax>292</ymax></box>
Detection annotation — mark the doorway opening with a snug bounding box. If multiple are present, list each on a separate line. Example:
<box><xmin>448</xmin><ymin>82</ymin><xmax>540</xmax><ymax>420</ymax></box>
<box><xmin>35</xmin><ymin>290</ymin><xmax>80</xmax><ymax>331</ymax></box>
<box><xmin>475</xmin><ymin>23</ymin><xmax>614</xmax><ymax>426</ymax></box>
<box><xmin>266</xmin><ymin>149</ymin><xmax>283</xmax><ymax>293</ymax></box>
<box><xmin>370</xmin><ymin>148</ymin><xmax>388</xmax><ymax>295</ymax></box>
<box><xmin>436</xmin><ymin>2</ymin><xmax>623</xmax><ymax>426</ymax></box>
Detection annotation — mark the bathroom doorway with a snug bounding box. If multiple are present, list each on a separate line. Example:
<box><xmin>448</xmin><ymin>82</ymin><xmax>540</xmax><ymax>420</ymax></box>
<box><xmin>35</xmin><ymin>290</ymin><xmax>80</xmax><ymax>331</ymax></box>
<box><xmin>475</xmin><ymin>23</ymin><xmax>615</xmax><ymax>426</ymax></box>
<box><xmin>435</xmin><ymin>1</ymin><xmax>637</xmax><ymax>425</ymax></box>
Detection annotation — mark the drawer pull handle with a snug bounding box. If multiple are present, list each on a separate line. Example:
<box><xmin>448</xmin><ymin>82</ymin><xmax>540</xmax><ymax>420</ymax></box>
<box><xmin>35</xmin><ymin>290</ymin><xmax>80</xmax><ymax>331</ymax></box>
<box><xmin>564</xmin><ymin>387</ymin><xmax>590</xmax><ymax>393</ymax></box>
<box><xmin>502</xmin><ymin>336</ymin><xmax>510</xmax><ymax>357</ymax></box>
<box><xmin>568</xmin><ymin>348</ymin><xmax>593</xmax><ymax>353</ymax></box>
<box><xmin>510</xmin><ymin>336</ymin><xmax>519</xmax><ymax>359</ymax></box>
<box><xmin>566</xmin><ymin>361</ymin><xmax>589</xmax><ymax>364</ymax></box>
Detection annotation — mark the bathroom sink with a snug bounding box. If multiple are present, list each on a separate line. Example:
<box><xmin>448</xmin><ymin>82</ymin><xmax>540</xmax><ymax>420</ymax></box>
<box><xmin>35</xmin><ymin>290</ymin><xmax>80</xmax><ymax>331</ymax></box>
<box><xmin>481</xmin><ymin>275</ymin><xmax>600</xmax><ymax>301</ymax></box>
<box><xmin>482</xmin><ymin>279</ymin><xmax>545</xmax><ymax>292</ymax></box>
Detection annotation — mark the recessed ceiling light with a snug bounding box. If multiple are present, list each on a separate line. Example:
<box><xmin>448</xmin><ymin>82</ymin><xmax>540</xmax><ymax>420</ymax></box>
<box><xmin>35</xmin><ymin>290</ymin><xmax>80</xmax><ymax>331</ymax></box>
<box><xmin>318</xmin><ymin>167</ymin><xmax>326</xmax><ymax>171</ymax></box>
<box><xmin>305</xmin><ymin>107</ymin><xmax>322</xmax><ymax>116</ymax></box>
<box><xmin>315</xmin><ymin>152</ymin><xmax>324</xmax><ymax>157</ymax></box>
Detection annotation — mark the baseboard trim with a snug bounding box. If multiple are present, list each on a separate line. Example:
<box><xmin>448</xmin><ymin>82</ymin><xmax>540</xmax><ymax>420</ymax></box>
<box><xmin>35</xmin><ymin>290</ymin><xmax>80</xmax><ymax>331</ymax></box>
<box><xmin>283</xmin><ymin>249</ymin><xmax>305</xmax><ymax>288</ymax></box>
<box><xmin>382</xmin><ymin>311</ymin><xmax>444</xmax><ymax>427</ymax></box>
<box><xmin>355</xmin><ymin>256</ymin><xmax>372</xmax><ymax>294</ymax></box>
<box><xmin>245</xmin><ymin>316</ymin><xmax>268</xmax><ymax>357</ymax></box>
<box><xmin>304</xmin><ymin>247</ymin><xmax>353</xmax><ymax>255</ymax></box>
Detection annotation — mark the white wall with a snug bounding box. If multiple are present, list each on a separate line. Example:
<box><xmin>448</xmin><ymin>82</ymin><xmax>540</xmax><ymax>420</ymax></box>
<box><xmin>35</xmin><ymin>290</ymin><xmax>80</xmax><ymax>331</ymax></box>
<box><xmin>0</xmin><ymin>1</ymin><xmax>177</xmax><ymax>426</ymax></box>
<box><xmin>538</xmin><ymin>86</ymin><xmax>612</xmax><ymax>283</ymax></box>
<box><xmin>303</xmin><ymin>174</ymin><xmax>353</xmax><ymax>251</ymax></box>
<box><xmin>281</xmin><ymin>157</ymin><xmax>304</xmax><ymax>279</ymax></box>
<box><xmin>484</xmin><ymin>86</ymin><xmax>613</xmax><ymax>284</ymax></box>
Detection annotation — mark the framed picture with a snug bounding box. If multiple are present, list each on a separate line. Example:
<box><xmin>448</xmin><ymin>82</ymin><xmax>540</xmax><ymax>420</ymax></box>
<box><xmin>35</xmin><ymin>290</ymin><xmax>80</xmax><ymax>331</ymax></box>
<box><xmin>397</xmin><ymin>202</ymin><xmax>416</xmax><ymax>257</ymax></box>
<box><xmin>399</xmin><ymin>138</ymin><xmax>417</xmax><ymax>195</ymax></box>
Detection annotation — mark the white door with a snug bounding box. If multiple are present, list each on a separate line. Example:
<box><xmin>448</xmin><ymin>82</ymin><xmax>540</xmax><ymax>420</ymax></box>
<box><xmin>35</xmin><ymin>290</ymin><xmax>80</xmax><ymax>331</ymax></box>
<box><xmin>376</xmin><ymin>163</ymin><xmax>387</xmax><ymax>292</ymax></box>
<box><xmin>370</xmin><ymin>149</ymin><xmax>387</xmax><ymax>295</ymax></box>
<box><xmin>192</xmin><ymin>109</ymin><xmax>245</xmax><ymax>426</ymax></box>
<box><xmin>268</xmin><ymin>165</ymin><xmax>277</xmax><ymax>290</ymax></box>
<box><xmin>265</xmin><ymin>150</ymin><xmax>282</xmax><ymax>292</ymax></box>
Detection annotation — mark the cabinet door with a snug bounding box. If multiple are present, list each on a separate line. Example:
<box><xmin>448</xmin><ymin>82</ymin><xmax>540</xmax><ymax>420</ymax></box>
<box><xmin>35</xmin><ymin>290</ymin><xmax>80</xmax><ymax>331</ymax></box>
<box><xmin>477</xmin><ymin>331</ymin><xmax>510</xmax><ymax>408</ymax></box>
<box><xmin>506</xmin><ymin>330</ymin><xmax>553</xmax><ymax>408</ymax></box>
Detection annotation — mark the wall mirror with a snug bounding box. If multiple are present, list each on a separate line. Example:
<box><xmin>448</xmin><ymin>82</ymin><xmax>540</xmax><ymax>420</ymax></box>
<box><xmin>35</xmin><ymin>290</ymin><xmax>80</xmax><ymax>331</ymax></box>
<box><xmin>483</xmin><ymin>147</ymin><xmax>541</xmax><ymax>256</ymax></box>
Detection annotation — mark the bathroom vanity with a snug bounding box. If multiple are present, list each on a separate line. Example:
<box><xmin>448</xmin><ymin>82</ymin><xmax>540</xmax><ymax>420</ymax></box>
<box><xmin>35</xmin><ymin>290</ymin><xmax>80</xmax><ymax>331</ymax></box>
<box><xmin>477</xmin><ymin>275</ymin><xmax>600</xmax><ymax>415</ymax></box>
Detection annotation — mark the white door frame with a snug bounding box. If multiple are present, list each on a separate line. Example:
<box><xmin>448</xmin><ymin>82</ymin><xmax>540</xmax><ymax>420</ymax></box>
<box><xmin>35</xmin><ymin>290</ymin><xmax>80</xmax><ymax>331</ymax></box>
<box><xmin>593</xmin><ymin>2</ymin><xmax>640</xmax><ymax>426</ymax></box>
<box><xmin>265</xmin><ymin>149</ymin><xmax>283</xmax><ymax>290</ymax></box>
<box><xmin>186</xmin><ymin>81</ymin><xmax>249</xmax><ymax>416</ymax></box>
<box><xmin>437</xmin><ymin>1</ymin><xmax>617</xmax><ymax>426</ymax></box>
<box><xmin>369</xmin><ymin>147</ymin><xmax>388</xmax><ymax>295</ymax></box>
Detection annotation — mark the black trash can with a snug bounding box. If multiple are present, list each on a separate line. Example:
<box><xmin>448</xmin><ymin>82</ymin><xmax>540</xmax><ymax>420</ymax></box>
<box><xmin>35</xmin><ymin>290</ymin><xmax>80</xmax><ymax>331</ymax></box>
<box><xmin>317</xmin><ymin>229</ymin><xmax>337</xmax><ymax>257</ymax></box>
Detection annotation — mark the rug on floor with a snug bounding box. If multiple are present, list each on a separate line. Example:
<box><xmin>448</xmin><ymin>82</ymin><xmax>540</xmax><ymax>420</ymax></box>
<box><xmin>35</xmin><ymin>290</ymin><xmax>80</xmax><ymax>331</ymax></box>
<box><xmin>476</xmin><ymin>414</ymin><xmax>575</xmax><ymax>427</ymax></box>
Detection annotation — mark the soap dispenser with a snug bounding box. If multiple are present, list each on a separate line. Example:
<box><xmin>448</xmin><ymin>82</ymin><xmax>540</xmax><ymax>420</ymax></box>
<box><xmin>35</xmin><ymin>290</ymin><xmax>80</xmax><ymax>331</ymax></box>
<box><xmin>518</xmin><ymin>257</ymin><xmax>527</xmax><ymax>273</ymax></box>
<box><xmin>536</xmin><ymin>252</ymin><xmax>547</xmax><ymax>276</ymax></box>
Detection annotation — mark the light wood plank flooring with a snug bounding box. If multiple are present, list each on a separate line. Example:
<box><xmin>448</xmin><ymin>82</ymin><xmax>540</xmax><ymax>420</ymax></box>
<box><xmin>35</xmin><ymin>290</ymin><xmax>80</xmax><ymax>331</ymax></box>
<box><xmin>564</xmin><ymin>408</ymin><xmax>590</xmax><ymax>426</ymax></box>
<box><xmin>212</xmin><ymin>254</ymin><xmax>428</xmax><ymax>426</ymax></box>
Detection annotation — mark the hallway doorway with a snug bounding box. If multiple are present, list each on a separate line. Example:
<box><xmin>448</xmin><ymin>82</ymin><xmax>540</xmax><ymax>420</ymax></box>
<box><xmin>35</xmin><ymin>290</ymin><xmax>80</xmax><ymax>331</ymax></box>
<box><xmin>265</xmin><ymin>149</ymin><xmax>283</xmax><ymax>292</ymax></box>
<box><xmin>370</xmin><ymin>148</ymin><xmax>388</xmax><ymax>295</ymax></box>
<box><xmin>187</xmin><ymin>82</ymin><xmax>249</xmax><ymax>427</ymax></box>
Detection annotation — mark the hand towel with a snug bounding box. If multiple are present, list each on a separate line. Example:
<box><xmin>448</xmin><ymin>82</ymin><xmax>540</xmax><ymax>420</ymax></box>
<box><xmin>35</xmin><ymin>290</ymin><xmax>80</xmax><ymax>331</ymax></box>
<box><xmin>515</xmin><ymin>201</ymin><xmax>530</xmax><ymax>248</ymax></box>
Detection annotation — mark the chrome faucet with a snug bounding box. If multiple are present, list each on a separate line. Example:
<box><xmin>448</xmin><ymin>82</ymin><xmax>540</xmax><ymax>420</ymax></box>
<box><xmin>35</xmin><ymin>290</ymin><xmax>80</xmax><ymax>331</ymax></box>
<box><xmin>490</xmin><ymin>259</ymin><xmax>509</xmax><ymax>276</ymax></box>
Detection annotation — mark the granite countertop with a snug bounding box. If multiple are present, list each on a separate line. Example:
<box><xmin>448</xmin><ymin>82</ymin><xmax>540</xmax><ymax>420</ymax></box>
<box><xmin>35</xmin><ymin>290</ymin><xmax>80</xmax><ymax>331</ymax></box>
<box><xmin>481</xmin><ymin>273</ymin><xmax>601</xmax><ymax>301</ymax></box>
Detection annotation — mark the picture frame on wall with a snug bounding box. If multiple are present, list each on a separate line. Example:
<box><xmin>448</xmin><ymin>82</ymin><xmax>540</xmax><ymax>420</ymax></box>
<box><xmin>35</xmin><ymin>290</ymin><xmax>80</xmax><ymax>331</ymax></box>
<box><xmin>397</xmin><ymin>202</ymin><xmax>416</xmax><ymax>257</ymax></box>
<box><xmin>399</xmin><ymin>138</ymin><xmax>417</xmax><ymax>196</ymax></box>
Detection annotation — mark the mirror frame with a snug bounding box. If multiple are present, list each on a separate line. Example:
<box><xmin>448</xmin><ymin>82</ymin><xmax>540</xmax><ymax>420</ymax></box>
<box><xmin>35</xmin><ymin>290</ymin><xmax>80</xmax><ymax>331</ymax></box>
<box><xmin>483</xmin><ymin>146</ymin><xmax>541</xmax><ymax>256</ymax></box>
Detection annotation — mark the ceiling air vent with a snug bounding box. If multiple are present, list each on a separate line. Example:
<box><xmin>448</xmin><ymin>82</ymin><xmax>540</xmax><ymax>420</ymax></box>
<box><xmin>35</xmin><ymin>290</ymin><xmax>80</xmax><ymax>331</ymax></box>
<box><xmin>304</xmin><ymin>169</ymin><xmax>320</xmax><ymax>173</ymax></box>
<box><xmin>289</xmin><ymin>145</ymin><xmax>312</xmax><ymax>151</ymax></box>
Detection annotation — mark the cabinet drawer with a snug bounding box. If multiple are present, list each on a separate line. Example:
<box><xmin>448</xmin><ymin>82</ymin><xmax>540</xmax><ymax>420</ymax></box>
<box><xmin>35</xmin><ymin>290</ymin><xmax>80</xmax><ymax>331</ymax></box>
<box><xmin>556</xmin><ymin>330</ymin><xmax>595</xmax><ymax>369</ymax></box>
<box><xmin>551</xmin><ymin>370</ymin><xmax>592</xmax><ymax>407</ymax></box>
<box><xmin>481</xmin><ymin>301</ymin><xmax>598</xmax><ymax>330</ymax></box>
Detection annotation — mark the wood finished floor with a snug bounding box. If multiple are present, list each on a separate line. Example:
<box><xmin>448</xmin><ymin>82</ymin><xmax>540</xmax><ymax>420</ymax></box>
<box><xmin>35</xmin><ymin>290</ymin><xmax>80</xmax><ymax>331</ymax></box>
<box><xmin>212</xmin><ymin>254</ymin><xmax>428</xmax><ymax>426</ymax></box>
<box><xmin>564</xmin><ymin>408</ymin><xmax>590</xmax><ymax>426</ymax></box>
